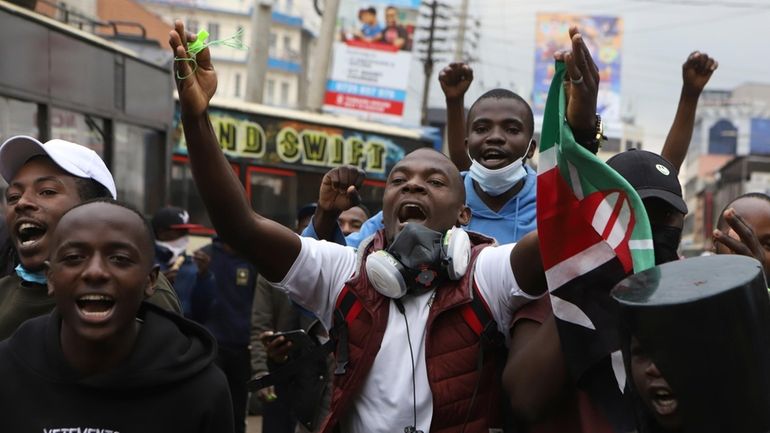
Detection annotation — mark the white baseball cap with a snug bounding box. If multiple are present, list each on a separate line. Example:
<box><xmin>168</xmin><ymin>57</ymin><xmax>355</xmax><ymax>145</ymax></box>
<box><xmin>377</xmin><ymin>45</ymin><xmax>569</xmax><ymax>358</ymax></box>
<box><xmin>0</xmin><ymin>135</ymin><xmax>117</xmax><ymax>199</ymax></box>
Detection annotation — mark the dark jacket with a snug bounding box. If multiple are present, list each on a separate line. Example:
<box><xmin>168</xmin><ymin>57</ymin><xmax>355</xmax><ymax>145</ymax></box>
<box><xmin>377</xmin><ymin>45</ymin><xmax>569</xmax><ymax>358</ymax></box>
<box><xmin>0</xmin><ymin>302</ymin><xmax>234</xmax><ymax>433</ymax></box>
<box><xmin>321</xmin><ymin>230</ymin><xmax>504</xmax><ymax>433</ymax></box>
<box><xmin>155</xmin><ymin>244</ymin><xmax>215</xmax><ymax>321</ymax></box>
<box><xmin>201</xmin><ymin>241</ymin><xmax>257</xmax><ymax>348</ymax></box>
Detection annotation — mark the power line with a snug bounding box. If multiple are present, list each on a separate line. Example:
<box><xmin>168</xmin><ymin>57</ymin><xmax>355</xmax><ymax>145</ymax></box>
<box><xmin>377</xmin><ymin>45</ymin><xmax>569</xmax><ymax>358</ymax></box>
<box><xmin>630</xmin><ymin>0</ymin><xmax>770</xmax><ymax>9</ymax></box>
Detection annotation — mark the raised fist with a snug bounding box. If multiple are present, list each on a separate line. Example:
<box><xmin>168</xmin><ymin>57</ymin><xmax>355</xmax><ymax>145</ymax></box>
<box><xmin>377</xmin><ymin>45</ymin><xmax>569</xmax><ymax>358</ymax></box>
<box><xmin>682</xmin><ymin>51</ymin><xmax>718</xmax><ymax>97</ymax></box>
<box><xmin>318</xmin><ymin>166</ymin><xmax>366</xmax><ymax>214</ymax></box>
<box><xmin>439</xmin><ymin>63</ymin><xmax>474</xmax><ymax>100</ymax></box>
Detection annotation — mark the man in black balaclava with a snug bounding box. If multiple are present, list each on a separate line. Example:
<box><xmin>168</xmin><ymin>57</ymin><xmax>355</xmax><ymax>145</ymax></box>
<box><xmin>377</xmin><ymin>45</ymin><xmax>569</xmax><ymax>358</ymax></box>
<box><xmin>607</xmin><ymin>149</ymin><xmax>686</xmax><ymax>265</ymax></box>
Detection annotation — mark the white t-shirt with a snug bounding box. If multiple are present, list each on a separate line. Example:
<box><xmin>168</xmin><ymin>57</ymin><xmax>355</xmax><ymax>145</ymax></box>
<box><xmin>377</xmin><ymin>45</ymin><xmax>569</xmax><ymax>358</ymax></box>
<box><xmin>272</xmin><ymin>235</ymin><xmax>538</xmax><ymax>433</ymax></box>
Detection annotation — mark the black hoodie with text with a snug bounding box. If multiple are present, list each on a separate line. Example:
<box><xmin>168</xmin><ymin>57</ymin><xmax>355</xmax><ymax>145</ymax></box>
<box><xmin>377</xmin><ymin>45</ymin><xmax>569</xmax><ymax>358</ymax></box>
<box><xmin>0</xmin><ymin>302</ymin><xmax>234</xmax><ymax>433</ymax></box>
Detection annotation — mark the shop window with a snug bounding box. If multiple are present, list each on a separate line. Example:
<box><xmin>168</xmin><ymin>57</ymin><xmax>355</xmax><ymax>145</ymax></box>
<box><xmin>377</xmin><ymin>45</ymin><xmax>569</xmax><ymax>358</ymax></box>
<box><xmin>280</xmin><ymin>82</ymin><xmax>290</xmax><ymax>106</ymax></box>
<box><xmin>0</xmin><ymin>96</ymin><xmax>38</xmax><ymax>140</ymax></box>
<box><xmin>208</xmin><ymin>22</ymin><xmax>220</xmax><ymax>41</ymax></box>
<box><xmin>113</xmin><ymin>123</ymin><xmax>163</xmax><ymax>213</ymax></box>
<box><xmin>247</xmin><ymin>167</ymin><xmax>297</xmax><ymax>229</ymax></box>
<box><xmin>50</xmin><ymin>107</ymin><xmax>106</xmax><ymax>156</ymax></box>
<box><xmin>750</xmin><ymin>118</ymin><xmax>770</xmax><ymax>155</ymax></box>
<box><xmin>170</xmin><ymin>157</ymin><xmax>240</xmax><ymax>228</ymax></box>
<box><xmin>187</xmin><ymin>19</ymin><xmax>199</xmax><ymax>33</ymax></box>
<box><xmin>266</xmin><ymin>79</ymin><xmax>275</xmax><ymax>105</ymax></box>
<box><xmin>359</xmin><ymin>179</ymin><xmax>385</xmax><ymax>216</ymax></box>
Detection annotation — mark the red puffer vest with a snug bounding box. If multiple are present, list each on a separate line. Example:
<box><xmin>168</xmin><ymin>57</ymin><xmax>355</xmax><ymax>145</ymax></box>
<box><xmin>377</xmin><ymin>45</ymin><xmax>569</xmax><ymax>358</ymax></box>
<box><xmin>320</xmin><ymin>229</ymin><xmax>505</xmax><ymax>433</ymax></box>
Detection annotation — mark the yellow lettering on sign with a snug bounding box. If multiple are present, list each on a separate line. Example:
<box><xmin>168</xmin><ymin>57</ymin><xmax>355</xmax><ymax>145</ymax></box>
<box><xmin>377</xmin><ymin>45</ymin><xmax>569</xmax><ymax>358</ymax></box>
<box><xmin>244</xmin><ymin>123</ymin><xmax>266</xmax><ymax>157</ymax></box>
<box><xmin>329</xmin><ymin>135</ymin><xmax>345</xmax><ymax>166</ymax></box>
<box><xmin>300</xmin><ymin>130</ymin><xmax>328</xmax><ymax>166</ymax></box>
<box><xmin>178</xmin><ymin>111</ymin><xmax>400</xmax><ymax>177</ymax></box>
<box><xmin>366</xmin><ymin>141</ymin><xmax>386</xmax><ymax>174</ymax></box>
<box><xmin>346</xmin><ymin>137</ymin><xmax>366</xmax><ymax>168</ymax></box>
<box><xmin>218</xmin><ymin>120</ymin><xmax>237</xmax><ymax>151</ymax></box>
<box><xmin>277</xmin><ymin>127</ymin><xmax>301</xmax><ymax>163</ymax></box>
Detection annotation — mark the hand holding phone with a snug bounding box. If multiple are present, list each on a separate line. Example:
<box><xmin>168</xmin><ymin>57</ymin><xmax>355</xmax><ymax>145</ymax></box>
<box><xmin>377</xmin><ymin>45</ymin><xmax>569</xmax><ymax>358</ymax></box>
<box><xmin>260</xmin><ymin>329</ymin><xmax>312</xmax><ymax>364</ymax></box>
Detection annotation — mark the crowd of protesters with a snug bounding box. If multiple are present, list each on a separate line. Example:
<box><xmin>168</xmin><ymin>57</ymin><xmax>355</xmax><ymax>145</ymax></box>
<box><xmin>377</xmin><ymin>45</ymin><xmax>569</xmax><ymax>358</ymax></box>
<box><xmin>0</xmin><ymin>18</ymin><xmax>768</xmax><ymax>433</ymax></box>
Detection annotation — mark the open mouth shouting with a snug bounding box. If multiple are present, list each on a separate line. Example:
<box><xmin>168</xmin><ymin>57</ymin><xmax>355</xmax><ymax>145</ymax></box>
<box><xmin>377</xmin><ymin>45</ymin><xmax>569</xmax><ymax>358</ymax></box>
<box><xmin>397</xmin><ymin>202</ymin><xmax>428</xmax><ymax>228</ymax></box>
<box><xmin>14</xmin><ymin>220</ymin><xmax>47</xmax><ymax>251</ymax></box>
<box><xmin>75</xmin><ymin>294</ymin><xmax>116</xmax><ymax>323</ymax></box>
<box><xmin>649</xmin><ymin>385</ymin><xmax>678</xmax><ymax>416</ymax></box>
<box><xmin>479</xmin><ymin>147</ymin><xmax>512</xmax><ymax>169</ymax></box>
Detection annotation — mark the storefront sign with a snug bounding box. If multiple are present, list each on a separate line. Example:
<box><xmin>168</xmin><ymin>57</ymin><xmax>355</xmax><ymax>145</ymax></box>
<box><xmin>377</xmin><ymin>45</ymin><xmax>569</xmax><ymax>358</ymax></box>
<box><xmin>174</xmin><ymin>108</ymin><xmax>420</xmax><ymax>180</ymax></box>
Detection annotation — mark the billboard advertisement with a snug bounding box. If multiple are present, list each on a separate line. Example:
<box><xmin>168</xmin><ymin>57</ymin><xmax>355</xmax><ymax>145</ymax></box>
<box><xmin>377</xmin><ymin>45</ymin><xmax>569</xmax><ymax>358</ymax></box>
<box><xmin>534</xmin><ymin>13</ymin><xmax>623</xmax><ymax>134</ymax></box>
<box><xmin>323</xmin><ymin>0</ymin><xmax>421</xmax><ymax>122</ymax></box>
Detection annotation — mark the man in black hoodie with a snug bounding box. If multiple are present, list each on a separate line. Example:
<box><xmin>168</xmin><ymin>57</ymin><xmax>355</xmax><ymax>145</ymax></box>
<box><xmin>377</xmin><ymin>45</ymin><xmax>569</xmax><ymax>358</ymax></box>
<box><xmin>0</xmin><ymin>199</ymin><xmax>234</xmax><ymax>433</ymax></box>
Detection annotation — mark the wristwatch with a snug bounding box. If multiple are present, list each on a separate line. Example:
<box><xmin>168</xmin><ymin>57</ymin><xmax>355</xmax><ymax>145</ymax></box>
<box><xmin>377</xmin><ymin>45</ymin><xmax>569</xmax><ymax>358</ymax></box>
<box><xmin>593</xmin><ymin>114</ymin><xmax>608</xmax><ymax>149</ymax></box>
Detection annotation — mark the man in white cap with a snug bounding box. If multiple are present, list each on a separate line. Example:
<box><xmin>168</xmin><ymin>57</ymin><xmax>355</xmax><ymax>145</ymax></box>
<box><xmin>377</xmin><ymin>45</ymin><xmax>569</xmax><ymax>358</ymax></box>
<box><xmin>0</xmin><ymin>135</ymin><xmax>181</xmax><ymax>340</ymax></box>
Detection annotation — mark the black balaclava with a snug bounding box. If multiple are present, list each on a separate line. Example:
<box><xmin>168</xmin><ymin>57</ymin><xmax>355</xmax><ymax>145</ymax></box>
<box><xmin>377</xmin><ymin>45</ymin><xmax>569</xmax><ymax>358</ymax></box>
<box><xmin>651</xmin><ymin>225</ymin><xmax>682</xmax><ymax>265</ymax></box>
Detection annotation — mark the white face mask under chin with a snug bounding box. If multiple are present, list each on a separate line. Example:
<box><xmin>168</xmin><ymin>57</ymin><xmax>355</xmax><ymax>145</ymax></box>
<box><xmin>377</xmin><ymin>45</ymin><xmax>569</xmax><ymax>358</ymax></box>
<box><xmin>156</xmin><ymin>236</ymin><xmax>190</xmax><ymax>265</ymax></box>
<box><xmin>468</xmin><ymin>140</ymin><xmax>533</xmax><ymax>197</ymax></box>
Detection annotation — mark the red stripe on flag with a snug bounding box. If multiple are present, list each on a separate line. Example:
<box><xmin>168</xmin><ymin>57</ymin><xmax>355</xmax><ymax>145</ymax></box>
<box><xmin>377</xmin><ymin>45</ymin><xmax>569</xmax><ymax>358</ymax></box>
<box><xmin>579</xmin><ymin>190</ymin><xmax>636</xmax><ymax>274</ymax></box>
<box><xmin>601</xmin><ymin>195</ymin><xmax>625</xmax><ymax>241</ymax></box>
<box><xmin>538</xmin><ymin>168</ymin><xmax>603</xmax><ymax>269</ymax></box>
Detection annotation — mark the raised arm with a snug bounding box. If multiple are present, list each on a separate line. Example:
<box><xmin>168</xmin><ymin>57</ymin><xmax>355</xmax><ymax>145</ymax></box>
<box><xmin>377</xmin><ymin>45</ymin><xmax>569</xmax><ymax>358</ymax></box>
<box><xmin>509</xmin><ymin>25</ymin><xmax>600</xmax><ymax>296</ymax></box>
<box><xmin>169</xmin><ymin>21</ymin><xmax>299</xmax><ymax>282</ymax></box>
<box><xmin>439</xmin><ymin>63</ymin><xmax>474</xmax><ymax>171</ymax></box>
<box><xmin>506</xmin><ymin>26</ymin><xmax>603</xmax><ymax>422</ymax></box>
<box><xmin>661</xmin><ymin>51</ymin><xmax>718</xmax><ymax>171</ymax></box>
<box><xmin>306</xmin><ymin>166</ymin><xmax>366</xmax><ymax>243</ymax></box>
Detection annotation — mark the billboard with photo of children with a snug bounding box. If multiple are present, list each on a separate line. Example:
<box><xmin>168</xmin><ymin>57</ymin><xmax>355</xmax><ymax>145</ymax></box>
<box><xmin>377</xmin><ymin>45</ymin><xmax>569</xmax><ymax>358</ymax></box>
<box><xmin>533</xmin><ymin>13</ymin><xmax>623</xmax><ymax>134</ymax></box>
<box><xmin>323</xmin><ymin>0</ymin><xmax>421</xmax><ymax>122</ymax></box>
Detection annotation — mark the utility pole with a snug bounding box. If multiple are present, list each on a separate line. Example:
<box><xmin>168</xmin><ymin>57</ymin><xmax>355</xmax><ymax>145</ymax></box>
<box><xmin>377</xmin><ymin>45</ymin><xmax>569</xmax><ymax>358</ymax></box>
<box><xmin>453</xmin><ymin>0</ymin><xmax>469</xmax><ymax>62</ymax></box>
<box><xmin>306</xmin><ymin>0</ymin><xmax>341</xmax><ymax>111</ymax></box>
<box><xmin>245</xmin><ymin>0</ymin><xmax>272</xmax><ymax>103</ymax></box>
<box><xmin>417</xmin><ymin>1</ymin><xmax>450</xmax><ymax>126</ymax></box>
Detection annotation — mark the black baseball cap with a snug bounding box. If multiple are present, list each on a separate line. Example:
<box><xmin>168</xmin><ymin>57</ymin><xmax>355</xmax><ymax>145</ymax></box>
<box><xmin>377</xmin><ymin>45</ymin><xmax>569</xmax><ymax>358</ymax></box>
<box><xmin>152</xmin><ymin>206</ymin><xmax>203</xmax><ymax>233</ymax></box>
<box><xmin>607</xmin><ymin>149</ymin><xmax>687</xmax><ymax>214</ymax></box>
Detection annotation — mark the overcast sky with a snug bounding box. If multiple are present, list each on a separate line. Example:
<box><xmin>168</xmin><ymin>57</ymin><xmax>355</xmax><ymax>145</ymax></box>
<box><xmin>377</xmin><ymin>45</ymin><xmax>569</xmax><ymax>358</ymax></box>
<box><xmin>400</xmin><ymin>0</ymin><xmax>770</xmax><ymax>153</ymax></box>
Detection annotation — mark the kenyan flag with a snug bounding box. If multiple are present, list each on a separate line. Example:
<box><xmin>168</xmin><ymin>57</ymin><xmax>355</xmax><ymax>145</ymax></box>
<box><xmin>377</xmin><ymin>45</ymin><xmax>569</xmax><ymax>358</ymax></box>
<box><xmin>537</xmin><ymin>61</ymin><xmax>655</xmax><ymax>429</ymax></box>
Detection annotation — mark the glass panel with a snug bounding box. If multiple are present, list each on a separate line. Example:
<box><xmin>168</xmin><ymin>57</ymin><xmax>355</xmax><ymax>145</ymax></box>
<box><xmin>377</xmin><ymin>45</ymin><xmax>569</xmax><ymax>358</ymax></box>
<box><xmin>170</xmin><ymin>160</ymin><xmax>213</xmax><ymax>228</ymax></box>
<box><xmin>208</xmin><ymin>22</ymin><xmax>220</xmax><ymax>41</ymax></box>
<box><xmin>266</xmin><ymin>79</ymin><xmax>275</xmax><ymax>105</ymax></box>
<box><xmin>0</xmin><ymin>96</ymin><xmax>38</xmax><ymax>140</ymax></box>
<box><xmin>280</xmin><ymin>82</ymin><xmax>289</xmax><ymax>106</ymax></box>
<box><xmin>249</xmin><ymin>168</ymin><xmax>296</xmax><ymax>229</ymax></box>
<box><xmin>50</xmin><ymin>107</ymin><xmax>106</xmax><ymax>156</ymax></box>
<box><xmin>359</xmin><ymin>183</ymin><xmax>384</xmax><ymax>216</ymax></box>
<box><xmin>113</xmin><ymin>123</ymin><xmax>163</xmax><ymax>213</ymax></box>
<box><xmin>708</xmin><ymin>119</ymin><xmax>738</xmax><ymax>155</ymax></box>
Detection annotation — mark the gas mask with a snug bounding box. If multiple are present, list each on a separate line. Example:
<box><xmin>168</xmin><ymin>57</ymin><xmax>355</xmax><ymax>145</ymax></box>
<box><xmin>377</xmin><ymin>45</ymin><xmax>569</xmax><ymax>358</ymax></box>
<box><xmin>365</xmin><ymin>223</ymin><xmax>471</xmax><ymax>299</ymax></box>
